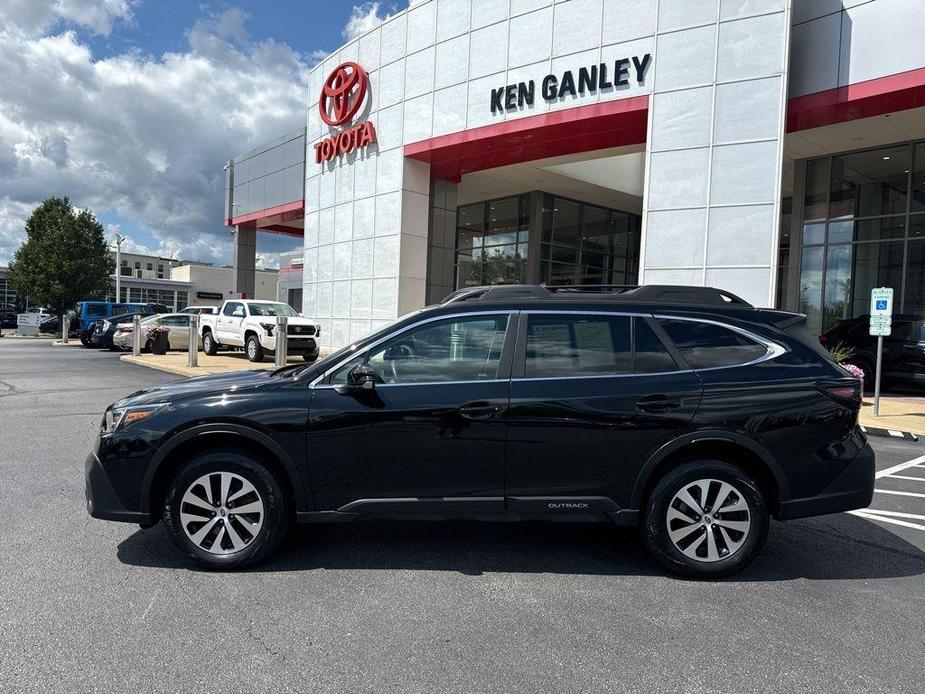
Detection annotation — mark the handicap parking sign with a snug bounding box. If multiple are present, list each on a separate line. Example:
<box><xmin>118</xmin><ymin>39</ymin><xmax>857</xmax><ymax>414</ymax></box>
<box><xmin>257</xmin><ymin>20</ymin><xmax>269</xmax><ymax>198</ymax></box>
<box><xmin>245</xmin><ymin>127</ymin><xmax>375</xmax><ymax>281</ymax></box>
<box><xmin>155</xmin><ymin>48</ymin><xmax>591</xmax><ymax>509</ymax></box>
<box><xmin>870</xmin><ymin>287</ymin><xmax>893</xmax><ymax>316</ymax></box>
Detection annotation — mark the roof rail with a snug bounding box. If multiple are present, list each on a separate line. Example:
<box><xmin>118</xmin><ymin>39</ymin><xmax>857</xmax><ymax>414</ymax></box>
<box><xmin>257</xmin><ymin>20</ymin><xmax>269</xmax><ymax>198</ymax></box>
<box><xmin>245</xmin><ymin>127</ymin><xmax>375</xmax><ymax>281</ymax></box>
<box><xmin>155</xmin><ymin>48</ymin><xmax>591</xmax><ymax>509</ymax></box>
<box><xmin>440</xmin><ymin>284</ymin><xmax>753</xmax><ymax>307</ymax></box>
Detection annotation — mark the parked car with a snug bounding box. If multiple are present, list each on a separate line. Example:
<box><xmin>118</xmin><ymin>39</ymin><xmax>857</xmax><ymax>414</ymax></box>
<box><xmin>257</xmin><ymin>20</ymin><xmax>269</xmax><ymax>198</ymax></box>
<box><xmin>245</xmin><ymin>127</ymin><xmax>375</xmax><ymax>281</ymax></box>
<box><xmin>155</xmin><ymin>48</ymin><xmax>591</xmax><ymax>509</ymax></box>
<box><xmin>86</xmin><ymin>284</ymin><xmax>873</xmax><ymax>577</ymax></box>
<box><xmin>71</xmin><ymin>302</ymin><xmax>157</xmax><ymax>346</ymax></box>
<box><xmin>0</xmin><ymin>304</ymin><xmax>17</xmax><ymax>329</ymax></box>
<box><xmin>111</xmin><ymin>313</ymin><xmax>197</xmax><ymax>352</ymax></box>
<box><xmin>821</xmin><ymin>314</ymin><xmax>925</xmax><ymax>390</ymax></box>
<box><xmin>199</xmin><ymin>299</ymin><xmax>320</xmax><ymax>362</ymax></box>
<box><xmin>94</xmin><ymin>313</ymin><xmax>153</xmax><ymax>350</ymax></box>
<box><xmin>180</xmin><ymin>305</ymin><xmax>218</xmax><ymax>315</ymax></box>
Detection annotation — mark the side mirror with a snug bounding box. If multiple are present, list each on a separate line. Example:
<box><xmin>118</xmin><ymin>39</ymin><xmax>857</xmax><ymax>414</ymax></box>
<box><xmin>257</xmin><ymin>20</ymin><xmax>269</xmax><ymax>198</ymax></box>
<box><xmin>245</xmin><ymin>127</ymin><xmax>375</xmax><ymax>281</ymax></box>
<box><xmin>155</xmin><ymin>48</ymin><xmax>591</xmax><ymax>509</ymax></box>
<box><xmin>335</xmin><ymin>363</ymin><xmax>380</xmax><ymax>395</ymax></box>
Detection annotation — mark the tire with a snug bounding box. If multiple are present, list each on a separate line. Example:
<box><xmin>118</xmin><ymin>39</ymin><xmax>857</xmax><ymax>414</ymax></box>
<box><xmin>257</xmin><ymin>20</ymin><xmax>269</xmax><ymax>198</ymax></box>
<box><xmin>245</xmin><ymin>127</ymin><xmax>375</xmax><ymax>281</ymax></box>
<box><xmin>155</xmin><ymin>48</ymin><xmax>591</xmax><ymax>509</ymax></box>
<box><xmin>80</xmin><ymin>333</ymin><xmax>93</xmax><ymax>348</ymax></box>
<box><xmin>246</xmin><ymin>334</ymin><xmax>264</xmax><ymax>362</ymax></box>
<box><xmin>202</xmin><ymin>330</ymin><xmax>219</xmax><ymax>356</ymax></box>
<box><xmin>162</xmin><ymin>451</ymin><xmax>290</xmax><ymax>570</ymax></box>
<box><xmin>301</xmin><ymin>353</ymin><xmax>319</xmax><ymax>362</ymax></box>
<box><xmin>641</xmin><ymin>460</ymin><xmax>768</xmax><ymax>579</ymax></box>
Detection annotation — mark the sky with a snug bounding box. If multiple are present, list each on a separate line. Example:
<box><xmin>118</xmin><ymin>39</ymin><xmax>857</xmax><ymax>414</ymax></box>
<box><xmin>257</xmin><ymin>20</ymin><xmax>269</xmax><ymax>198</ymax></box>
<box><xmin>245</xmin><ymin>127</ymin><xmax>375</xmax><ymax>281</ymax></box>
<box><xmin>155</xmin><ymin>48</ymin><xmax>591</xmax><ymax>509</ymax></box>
<box><xmin>0</xmin><ymin>0</ymin><xmax>411</xmax><ymax>269</ymax></box>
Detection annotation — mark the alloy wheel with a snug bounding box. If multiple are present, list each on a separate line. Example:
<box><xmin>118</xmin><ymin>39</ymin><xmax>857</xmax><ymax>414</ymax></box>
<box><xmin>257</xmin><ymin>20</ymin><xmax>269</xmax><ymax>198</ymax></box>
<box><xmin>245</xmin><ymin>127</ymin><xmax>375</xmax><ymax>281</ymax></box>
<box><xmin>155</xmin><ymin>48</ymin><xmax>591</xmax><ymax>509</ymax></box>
<box><xmin>665</xmin><ymin>478</ymin><xmax>751</xmax><ymax>563</ymax></box>
<box><xmin>247</xmin><ymin>340</ymin><xmax>257</xmax><ymax>359</ymax></box>
<box><xmin>179</xmin><ymin>471</ymin><xmax>265</xmax><ymax>555</ymax></box>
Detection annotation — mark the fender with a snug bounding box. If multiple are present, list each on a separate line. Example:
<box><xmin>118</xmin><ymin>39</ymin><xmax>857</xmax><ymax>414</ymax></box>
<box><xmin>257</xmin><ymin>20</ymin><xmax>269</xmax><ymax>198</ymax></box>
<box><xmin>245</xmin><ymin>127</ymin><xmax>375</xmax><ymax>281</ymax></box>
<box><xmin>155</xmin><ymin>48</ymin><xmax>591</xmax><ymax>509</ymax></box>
<box><xmin>141</xmin><ymin>422</ymin><xmax>307</xmax><ymax>513</ymax></box>
<box><xmin>630</xmin><ymin>429</ymin><xmax>791</xmax><ymax>509</ymax></box>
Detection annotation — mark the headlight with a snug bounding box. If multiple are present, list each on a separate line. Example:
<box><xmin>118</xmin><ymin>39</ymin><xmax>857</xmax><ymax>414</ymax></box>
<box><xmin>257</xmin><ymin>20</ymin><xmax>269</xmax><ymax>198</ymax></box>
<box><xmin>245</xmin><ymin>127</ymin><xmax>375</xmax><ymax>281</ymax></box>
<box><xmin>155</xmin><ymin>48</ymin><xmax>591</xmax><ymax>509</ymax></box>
<box><xmin>260</xmin><ymin>322</ymin><xmax>275</xmax><ymax>336</ymax></box>
<box><xmin>102</xmin><ymin>403</ymin><xmax>168</xmax><ymax>434</ymax></box>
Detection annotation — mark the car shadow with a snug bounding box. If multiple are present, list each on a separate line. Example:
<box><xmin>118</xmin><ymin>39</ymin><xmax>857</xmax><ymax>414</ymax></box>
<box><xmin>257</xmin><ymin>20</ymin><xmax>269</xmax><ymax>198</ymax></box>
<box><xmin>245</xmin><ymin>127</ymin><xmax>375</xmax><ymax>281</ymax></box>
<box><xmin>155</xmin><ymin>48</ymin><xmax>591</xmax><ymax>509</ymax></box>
<box><xmin>116</xmin><ymin>512</ymin><xmax>925</xmax><ymax>581</ymax></box>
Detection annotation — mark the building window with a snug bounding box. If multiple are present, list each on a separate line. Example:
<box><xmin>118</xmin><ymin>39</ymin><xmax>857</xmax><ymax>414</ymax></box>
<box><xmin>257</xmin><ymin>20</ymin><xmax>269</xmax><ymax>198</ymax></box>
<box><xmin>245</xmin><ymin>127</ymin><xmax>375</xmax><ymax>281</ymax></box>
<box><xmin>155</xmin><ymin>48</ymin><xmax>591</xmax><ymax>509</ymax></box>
<box><xmin>134</xmin><ymin>261</ymin><xmax>141</xmax><ymax>269</ymax></box>
<box><xmin>798</xmin><ymin>140</ymin><xmax>925</xmax><ymax>335</ymax></box>
<box><xmin>456</xmin><ymin>195</ymin><xmax>530</xmax><ymax>288</ymax></box>
<box><xmin>539</xmin><ymin>195</ymin><xmax>640</xmax><ymax>287</ymax></box>
<box><xmin>121</xmin><ymin>259</ymin><xmax>128</xmax><ymax>267</ymax></box>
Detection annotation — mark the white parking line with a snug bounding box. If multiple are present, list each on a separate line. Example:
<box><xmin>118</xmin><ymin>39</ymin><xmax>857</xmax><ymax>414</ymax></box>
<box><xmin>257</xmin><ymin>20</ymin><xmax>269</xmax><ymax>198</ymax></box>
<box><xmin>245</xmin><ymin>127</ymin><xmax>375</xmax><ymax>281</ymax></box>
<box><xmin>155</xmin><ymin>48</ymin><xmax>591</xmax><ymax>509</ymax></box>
<box><xmin>874</xmin><ymin>489</ymin><xmax>925</xmax><ymax>499</ymax></box>
<box><xmin>887</xmin><ymin>474</ymin><xmax>925</xmax><ymax>482</ymax></box>
<box><xmin>854</xmin><ymin>509</ymin><xmax>925</xmax><ymax>521</ymax></box>
<box><xmin>851</xmin><ymin>510</ymin><xmax>925</xmax><ymax>532</ymax></box>
<box><xmin>876</xmin><ymin>454</ymin><xmax>925</xmax><ymax>479</ymax></box>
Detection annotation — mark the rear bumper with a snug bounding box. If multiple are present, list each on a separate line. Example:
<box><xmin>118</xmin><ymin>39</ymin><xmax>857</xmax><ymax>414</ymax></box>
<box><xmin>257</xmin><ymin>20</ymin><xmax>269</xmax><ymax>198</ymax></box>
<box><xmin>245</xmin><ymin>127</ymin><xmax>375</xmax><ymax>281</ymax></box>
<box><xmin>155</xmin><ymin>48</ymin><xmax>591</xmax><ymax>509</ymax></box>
<box><xmin>777</xmin><ymin>442</ymin><xmax>875</xmax><ymax>520</ymax></box>
<box><xmin>85</xmin><ymin>453</ymin><xmax>151</xmax><ymax>525</ymax></box>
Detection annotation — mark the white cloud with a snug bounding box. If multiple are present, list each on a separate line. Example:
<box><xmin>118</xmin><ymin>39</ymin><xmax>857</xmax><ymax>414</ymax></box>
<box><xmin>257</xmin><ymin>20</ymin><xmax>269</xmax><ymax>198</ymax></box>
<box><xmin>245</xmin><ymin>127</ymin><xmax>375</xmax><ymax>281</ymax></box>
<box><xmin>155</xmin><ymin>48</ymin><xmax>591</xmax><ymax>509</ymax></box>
<box><xmin>0</xmin><ymin>9</ymin><xmax>311</xmax><ymax>265</ymax></box>
<box><xmin>343</xmin><ymin>2</ymin><xmax>393</xmax><ymax>40</ymax></box>
<box><xmin>0</xmin><ymin>0</ymin><xmax>135</xmax><ymax>36</ymax></box>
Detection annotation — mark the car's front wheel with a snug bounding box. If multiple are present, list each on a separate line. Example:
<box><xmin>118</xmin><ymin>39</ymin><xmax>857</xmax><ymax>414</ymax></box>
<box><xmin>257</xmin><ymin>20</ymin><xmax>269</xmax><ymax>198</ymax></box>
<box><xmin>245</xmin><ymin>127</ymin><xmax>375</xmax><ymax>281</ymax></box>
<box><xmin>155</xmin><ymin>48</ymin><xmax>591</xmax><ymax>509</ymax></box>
<box><xmin>642</xmin><ymin>460</ymin><xmax>768</xmax><ymax>579</ymax></box>
<box><xmin>202</xmin><ymin>330</ymin><xmax>219</xmax><ymax>356</ymax></box>
<box><xmin>162</xmin><ymin>451</ymin><xmax>289</xmax><ymax>569</ymax></box>
<box><xmin>246</xmin><ymin>334</ymin><xmax>264</xmax><ymax>362</ymax></box>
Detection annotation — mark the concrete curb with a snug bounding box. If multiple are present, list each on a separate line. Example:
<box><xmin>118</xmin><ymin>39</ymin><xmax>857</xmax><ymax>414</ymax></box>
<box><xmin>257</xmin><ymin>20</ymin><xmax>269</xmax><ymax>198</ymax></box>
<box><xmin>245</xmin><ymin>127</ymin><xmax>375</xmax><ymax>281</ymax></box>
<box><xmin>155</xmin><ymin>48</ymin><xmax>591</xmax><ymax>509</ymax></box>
<box><xmin>860</xmin><ymin>425</ymin><xmax>919</xmax><ymax>442</ymax></box>
<box><xmin>51</xmin><ymin>340</ymin><xmax>83</xmax><ymax>347</ymax></box>
<box><xmin>118</xmin><ymin>354</ymin><xmax>232</xmax><ymax>378</ymax></box>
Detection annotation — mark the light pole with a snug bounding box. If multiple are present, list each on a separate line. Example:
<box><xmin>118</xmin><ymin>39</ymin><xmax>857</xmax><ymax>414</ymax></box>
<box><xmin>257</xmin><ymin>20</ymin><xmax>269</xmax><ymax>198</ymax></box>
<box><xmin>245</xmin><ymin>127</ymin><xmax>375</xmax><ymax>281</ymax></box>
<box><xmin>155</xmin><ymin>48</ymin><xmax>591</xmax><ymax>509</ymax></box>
<box><xmin>114</xmin><ymin>233</ymin><xmax>126</xmax><ymax>301</ymax></box>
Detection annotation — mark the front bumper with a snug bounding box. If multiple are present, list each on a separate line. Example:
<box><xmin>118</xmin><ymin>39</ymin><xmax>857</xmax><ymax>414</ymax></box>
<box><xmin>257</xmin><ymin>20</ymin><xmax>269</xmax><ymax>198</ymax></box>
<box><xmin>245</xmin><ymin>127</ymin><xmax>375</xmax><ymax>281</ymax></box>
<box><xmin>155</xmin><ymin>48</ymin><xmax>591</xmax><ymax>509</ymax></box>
<box><xmin>259</xmin><ymin>334</ymin><xmax>319</xmax><ymax>355</ymax></box>
<box><xmin>777</xmin><ymin>442</ymin><xmax>875</xmax><ymax>520</ymax></box>
<box><xmin>85</xmin><ymin>453</ymin><xmax>151</xmax><ymax>525</ymax></box>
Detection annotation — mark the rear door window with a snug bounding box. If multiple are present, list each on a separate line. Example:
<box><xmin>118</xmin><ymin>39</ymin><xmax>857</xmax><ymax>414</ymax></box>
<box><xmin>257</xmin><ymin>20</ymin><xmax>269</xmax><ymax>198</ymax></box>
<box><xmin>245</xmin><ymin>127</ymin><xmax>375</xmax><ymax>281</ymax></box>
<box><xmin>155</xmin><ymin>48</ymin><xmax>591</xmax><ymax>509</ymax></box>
<box><xmin>634</xmin><ymin>318</ymin><xmax>679</xmax><ymax>374</ymax></box>
<box><xmin>86</xmin><ymin>304</ymin><xmax>107</xmax><ymax>317</ymax></box>
<box><xmin>525</xmin><ymin>314</ymin><xmax>632</xmax><ymax>378</ymax></box>
<box><xmin>658</xmin><ymin>319</ymin><xmax>767</xmax><ymax>369</ymax></box>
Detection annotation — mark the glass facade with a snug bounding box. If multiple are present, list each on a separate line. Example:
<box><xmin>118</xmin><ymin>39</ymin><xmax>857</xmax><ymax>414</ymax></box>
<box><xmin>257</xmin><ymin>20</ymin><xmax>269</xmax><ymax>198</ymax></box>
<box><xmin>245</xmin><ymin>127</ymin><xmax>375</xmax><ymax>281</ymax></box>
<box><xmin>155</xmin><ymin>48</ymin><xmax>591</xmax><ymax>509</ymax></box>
<box><xmin>540</xmin><ymin>195</ymin><xmax>640</xmax><ymax>286</ymax></box>
<box><xmin>111</xmin><ymin>286</ymin><xmax>188</xmax><ymax>311</ymax></box>
<box><xmin>798</xmin><ymin>141</ymin><xmax>925</xmax><ymax>335</ymax></box>
<box><xmin>454</xmin><ymin>193</ymin><xmax>641</xmax><ymax>290</ymax></box>
<box><xmin>0</xmin><ymin>272</ymin><xmax>16</xmax><ymax>307</ymax></box>
<box><xmin>456</xmin><ymin>195</ymin><xmax>530</xmax><ymax>287</ymax></box>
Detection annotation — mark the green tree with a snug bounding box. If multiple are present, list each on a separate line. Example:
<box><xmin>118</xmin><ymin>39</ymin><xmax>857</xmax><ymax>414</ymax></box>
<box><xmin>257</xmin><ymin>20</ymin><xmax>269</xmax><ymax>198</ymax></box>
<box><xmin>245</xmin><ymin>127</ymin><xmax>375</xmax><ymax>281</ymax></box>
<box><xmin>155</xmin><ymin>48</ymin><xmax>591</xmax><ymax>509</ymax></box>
<box><xmin>7</xmin><ymin>197</ymin><xmax>113</xmax><ymax>320</ymax></box>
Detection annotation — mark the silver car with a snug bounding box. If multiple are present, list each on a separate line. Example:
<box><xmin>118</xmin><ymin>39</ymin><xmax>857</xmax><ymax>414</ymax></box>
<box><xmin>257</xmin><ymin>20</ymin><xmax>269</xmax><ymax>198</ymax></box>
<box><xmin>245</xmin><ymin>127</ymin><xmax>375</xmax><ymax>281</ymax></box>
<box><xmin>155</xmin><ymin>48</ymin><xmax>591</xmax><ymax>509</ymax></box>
<box><xmin>112</xmin><ymin>313</ymin><xmax>198</xmax><ymax>351</ymax></box>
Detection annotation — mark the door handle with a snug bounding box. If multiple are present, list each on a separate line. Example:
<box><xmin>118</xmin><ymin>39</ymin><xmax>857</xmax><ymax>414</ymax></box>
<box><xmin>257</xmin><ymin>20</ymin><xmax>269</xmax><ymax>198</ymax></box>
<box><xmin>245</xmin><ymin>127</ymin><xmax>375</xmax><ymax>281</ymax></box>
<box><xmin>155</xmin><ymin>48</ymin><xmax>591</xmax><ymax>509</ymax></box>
<box><xmin>459</xmin><ymin>403</ymin><xmax>504</xmax><ymax>420</ymax></box>
<box><xmin>636</xmin><ymin>395</ymin><xmax>681</xmax><ymax>413</ymax></box>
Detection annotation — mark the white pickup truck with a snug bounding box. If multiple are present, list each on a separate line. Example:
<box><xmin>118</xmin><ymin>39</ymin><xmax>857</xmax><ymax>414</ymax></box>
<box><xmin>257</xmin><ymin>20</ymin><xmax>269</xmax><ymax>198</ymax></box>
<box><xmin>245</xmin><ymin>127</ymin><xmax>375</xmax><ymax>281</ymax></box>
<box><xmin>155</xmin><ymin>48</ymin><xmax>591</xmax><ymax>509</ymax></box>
<box><xmin>199</xmin><ymin>299</ymin><xmax>321</xmax><ymax>363</ymax></box>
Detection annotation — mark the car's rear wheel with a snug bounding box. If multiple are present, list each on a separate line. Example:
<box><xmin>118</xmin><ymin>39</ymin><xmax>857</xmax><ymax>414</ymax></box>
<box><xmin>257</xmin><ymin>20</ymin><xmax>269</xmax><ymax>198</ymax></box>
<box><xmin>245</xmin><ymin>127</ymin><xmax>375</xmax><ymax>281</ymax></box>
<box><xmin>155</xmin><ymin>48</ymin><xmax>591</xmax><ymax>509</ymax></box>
<box><xmin>642</xmin><ymin>460</ymin><xmax>768</xmax><ymax>579</ymax></box>
<box><xmin>301</xmin><ymin>353</ymin><xmax>318</xmax><ymax>362</ymax></box>
<box><xmin>79</xmin><ymin>333</ymin><xmax>93</xmax><ymax>348</ymax></box>
<box><xmin>163</xmin><ymin>451</ymin><xmax>289</xmax><ymax>569</ymax></box>
<box><xmin>246</xmin><ymin>334</ymin><xmax>264</xmax><ymax>362</ymax></box>
<box><xmin>202</xmin><ymin>330</ymin><xmax>219</xmax><ymax>356</ymax></box>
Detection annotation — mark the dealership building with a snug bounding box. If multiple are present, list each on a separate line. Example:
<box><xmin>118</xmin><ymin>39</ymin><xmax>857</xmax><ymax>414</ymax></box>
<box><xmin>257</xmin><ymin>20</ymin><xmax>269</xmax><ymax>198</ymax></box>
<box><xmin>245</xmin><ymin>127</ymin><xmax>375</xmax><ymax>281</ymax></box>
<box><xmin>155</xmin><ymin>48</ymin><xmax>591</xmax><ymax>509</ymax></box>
<box><xmin>225</xmin><ymin>0</ymin><xmax>925</xmax><ymax>350</ymax></box>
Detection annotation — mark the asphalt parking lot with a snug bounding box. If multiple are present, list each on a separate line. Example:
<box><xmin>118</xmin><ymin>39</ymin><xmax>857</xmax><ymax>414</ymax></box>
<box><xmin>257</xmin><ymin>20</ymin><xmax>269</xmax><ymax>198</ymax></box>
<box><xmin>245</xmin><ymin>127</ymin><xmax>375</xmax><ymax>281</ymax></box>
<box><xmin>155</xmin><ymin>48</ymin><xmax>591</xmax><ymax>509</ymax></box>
<box><xmin>1</xmin><ymin>339</ymin><xmax>923</xmax><ymax>693</ymax></box>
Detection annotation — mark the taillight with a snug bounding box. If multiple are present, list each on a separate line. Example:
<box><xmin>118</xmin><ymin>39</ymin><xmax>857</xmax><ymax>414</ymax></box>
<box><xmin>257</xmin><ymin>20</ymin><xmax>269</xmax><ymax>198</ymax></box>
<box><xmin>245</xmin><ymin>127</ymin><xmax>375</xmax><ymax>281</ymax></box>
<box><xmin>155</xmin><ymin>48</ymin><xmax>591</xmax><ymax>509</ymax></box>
<box><xmin>818</xmin><ymin>334</ymin><xmax>828</xmax><ymax>346</ymax></box>
<box><xmin>816</xmin><ymin>378</ymin><xmax>863</xmax><ymax>409</ymax></box>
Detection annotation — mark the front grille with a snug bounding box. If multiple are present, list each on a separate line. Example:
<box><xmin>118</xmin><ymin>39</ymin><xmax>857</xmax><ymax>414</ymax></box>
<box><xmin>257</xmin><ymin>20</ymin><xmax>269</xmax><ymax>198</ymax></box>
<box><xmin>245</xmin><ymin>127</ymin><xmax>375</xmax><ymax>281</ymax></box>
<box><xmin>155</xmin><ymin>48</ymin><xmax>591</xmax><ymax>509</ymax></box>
<box><xmin>287</xmin><ymin>325</ymin><xmax>316</xmax><ymax>336</ymax></box>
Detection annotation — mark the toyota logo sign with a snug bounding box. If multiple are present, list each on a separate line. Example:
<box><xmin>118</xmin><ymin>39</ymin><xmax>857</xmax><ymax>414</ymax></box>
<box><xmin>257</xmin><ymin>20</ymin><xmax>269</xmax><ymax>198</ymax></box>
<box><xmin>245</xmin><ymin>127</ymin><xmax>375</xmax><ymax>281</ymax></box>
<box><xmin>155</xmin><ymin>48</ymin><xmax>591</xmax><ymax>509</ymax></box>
<box><xmin>319</xmin><ymin>61</ymin><xmax>368</xmax><ymax>126</ymax></box>
<box><xmin>314</xmin><ymin>61</ymin><xmax>377</xmax><ymax>164</ymax></box>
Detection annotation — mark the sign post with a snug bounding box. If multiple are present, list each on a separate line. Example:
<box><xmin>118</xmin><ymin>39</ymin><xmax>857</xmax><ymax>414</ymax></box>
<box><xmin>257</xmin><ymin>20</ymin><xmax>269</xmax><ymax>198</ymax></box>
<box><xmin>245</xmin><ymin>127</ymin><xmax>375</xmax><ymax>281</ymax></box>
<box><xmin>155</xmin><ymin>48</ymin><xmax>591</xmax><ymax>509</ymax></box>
<box><xmin>869</xmin><ymin>287</ymin><xmax>894</xmax><ymax>416</ymax></box>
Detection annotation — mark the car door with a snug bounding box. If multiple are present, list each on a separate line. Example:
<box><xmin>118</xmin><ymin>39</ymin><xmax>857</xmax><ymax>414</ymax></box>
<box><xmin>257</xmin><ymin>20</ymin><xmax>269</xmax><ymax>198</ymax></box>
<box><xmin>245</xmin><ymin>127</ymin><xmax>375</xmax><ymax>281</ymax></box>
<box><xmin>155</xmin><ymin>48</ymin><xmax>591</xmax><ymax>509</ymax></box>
<box><xmin>306</xmin><ymin>311</ymin><xmax>516</xmax><ymax>512</ymax></box>
<box><xmin>164</xmin><ymin>315</ymin><xmax>190</xmax><ymax>350</ymax></box>
<box><xmin>219</xmin><ymin>302</ymin><xmax>245</xmax><ymax>344</ymax></box>
<box><xmin>504</xmin><ymin>311</ymin><xmax>703</xmax><ymax>515</ymax></box>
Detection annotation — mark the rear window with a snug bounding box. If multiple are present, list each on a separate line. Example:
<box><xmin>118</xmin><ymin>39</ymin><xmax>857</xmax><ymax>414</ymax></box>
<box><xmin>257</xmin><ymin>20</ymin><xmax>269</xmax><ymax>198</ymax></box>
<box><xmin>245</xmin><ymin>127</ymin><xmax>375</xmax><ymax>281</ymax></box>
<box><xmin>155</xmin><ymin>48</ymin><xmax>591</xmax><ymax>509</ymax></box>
<box><xmin>658</xmin><ymin>319</ymin><xmax>767</xmax><ymax>369</ymax></box>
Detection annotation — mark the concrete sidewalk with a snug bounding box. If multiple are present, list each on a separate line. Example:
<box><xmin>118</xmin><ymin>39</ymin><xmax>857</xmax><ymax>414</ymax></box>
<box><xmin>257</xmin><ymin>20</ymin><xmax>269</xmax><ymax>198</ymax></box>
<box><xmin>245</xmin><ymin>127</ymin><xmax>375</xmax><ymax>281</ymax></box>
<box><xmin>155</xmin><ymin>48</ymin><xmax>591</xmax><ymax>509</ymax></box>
<box><xmin>859</xmin><ymin>394</ymin><xmax>925</xmax><ymax>436</ymax></box>
<box><xmin>120</xmin><ymin>351</ymin><xmax>320</xmax><ymax>377</ymax></box>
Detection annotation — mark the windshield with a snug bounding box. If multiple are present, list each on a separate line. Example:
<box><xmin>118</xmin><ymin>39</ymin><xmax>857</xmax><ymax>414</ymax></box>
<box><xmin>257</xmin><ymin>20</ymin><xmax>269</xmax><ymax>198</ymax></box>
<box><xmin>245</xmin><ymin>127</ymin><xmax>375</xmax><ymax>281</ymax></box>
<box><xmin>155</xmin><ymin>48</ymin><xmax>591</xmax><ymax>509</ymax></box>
<box><xmin>247</xmin><ymin>302</ymin><xmax>298</xmax><ymax>317</ymax></box>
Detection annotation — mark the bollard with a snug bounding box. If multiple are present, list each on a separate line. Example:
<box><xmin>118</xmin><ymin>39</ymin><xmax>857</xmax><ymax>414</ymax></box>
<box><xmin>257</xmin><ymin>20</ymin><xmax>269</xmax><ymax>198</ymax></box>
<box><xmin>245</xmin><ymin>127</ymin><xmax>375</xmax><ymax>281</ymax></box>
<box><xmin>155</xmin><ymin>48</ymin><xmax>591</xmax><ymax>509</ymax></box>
<box><xmin>132</xmin><ymin>314</ymin><xmax>141</xmax><ymax>356</ymax></box>
<box><xmin>275</xmin><ymin>314</ymin><xmax>288</xmax><ymax>367</ymax></box>
<box><xmin>62</xmin><ymin>316</ymin><xmax>69</xmax><ymax>344</ymax></box>
<box><xmin>187</xmin><ymin>314</ymin><xmax>199</xmax><ymax>368</ymax></box>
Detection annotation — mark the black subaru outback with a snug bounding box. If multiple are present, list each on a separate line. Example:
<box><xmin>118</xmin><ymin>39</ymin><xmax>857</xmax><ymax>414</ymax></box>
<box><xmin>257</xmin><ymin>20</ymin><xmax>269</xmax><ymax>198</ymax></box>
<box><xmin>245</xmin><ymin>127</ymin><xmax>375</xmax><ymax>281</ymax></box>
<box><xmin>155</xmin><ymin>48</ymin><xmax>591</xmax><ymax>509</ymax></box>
<box><xmin>86</xmin><ymin>285</ymin><xmax>874</xmax><ymax>578</ymax></box>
